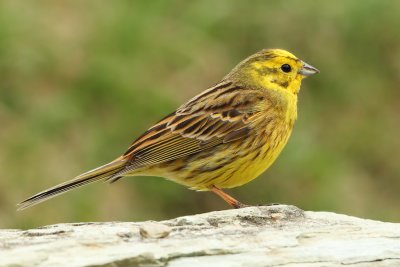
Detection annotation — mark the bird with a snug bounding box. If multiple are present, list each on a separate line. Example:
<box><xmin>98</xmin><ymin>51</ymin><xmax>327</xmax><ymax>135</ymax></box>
<box><xmin>18</xmin><ymin>48</ymin><xmax>319</xmax><ymax>211</ymax></box>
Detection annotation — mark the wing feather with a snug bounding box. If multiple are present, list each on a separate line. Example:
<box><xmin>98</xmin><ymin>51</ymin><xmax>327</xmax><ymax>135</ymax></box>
<box><xmin>120</xmin><ymin>81</ymin><xmax>267</xmax><ymax>171</ymax></box>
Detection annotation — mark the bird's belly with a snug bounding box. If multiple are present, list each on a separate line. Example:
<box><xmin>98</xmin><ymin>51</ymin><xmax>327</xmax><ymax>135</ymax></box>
<box><xmin>213</xmin><ymin>127</ymin><xmax>293</xmax><ymax>189</ymax></box>
<box><xmin>144</xmin><ymin>123</ymin><xmax>293</xmax><ymax>191</ymax></box>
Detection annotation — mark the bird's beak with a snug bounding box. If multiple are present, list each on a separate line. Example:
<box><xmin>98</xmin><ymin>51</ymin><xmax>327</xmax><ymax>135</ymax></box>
<box><xmin>298</xmin><ymin>61</ymin><xmax>320</xmax><ymax>76</ymax></box>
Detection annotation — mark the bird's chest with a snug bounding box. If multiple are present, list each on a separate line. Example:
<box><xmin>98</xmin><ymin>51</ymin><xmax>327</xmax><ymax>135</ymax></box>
<box><xmin>227</xmin><ymin>102</ymin><xmax>297</xmax><ymax>184</ymax></box>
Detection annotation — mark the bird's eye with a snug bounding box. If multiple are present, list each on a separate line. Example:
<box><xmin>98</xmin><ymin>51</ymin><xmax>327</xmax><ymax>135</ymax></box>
<box><xmin>281</xmin><ymin>64</ymin><xmax>292</xmax><ymax>73</ymax></box>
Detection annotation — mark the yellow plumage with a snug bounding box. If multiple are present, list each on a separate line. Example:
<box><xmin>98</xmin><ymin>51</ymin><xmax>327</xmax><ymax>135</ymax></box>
<box><xmin>18</xmin><ymin>48</ymin><xmax>318</xmax><ymax>210</ymax></box>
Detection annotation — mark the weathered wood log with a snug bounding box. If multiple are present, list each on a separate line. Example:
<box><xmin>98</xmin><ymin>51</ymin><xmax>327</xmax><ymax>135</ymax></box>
<box><xmin>1</xmin><ymin>205</ymin><xmax>399</xmax><ymax>267</ymax></box>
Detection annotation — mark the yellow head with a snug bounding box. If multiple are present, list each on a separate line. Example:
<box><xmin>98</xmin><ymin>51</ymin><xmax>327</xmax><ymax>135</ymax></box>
<box><xmin>227</xmin><ymin>49</ymin><xmax>319</xmax><ymax>95</ymax></box>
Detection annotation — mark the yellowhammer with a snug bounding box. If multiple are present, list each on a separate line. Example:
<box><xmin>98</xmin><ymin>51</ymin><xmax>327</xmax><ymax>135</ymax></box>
<box><xmin>18</xmin><ymin>49</ymin><xmax>319</xmax><ymax>210</ymax></box>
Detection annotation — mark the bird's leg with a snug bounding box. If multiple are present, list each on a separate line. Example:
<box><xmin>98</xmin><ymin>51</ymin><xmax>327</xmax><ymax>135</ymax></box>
<box><xmin>210</xmin><ymin>185</ymin><xmax>248</xmax><ymax>209</ymax></box>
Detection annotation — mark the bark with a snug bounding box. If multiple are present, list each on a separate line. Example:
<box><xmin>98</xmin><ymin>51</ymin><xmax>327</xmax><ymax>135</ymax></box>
<box><xmin>1</xmin><ymin>205</ymin><xmax>399</xmax><ymax>267</ymax></box>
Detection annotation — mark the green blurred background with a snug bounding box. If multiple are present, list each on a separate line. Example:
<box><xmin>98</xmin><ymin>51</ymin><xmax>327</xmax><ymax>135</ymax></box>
<box><xmin>1</xmin><ymin>0</ymin><xmax>399</xmax><ymax>229</ymax></box>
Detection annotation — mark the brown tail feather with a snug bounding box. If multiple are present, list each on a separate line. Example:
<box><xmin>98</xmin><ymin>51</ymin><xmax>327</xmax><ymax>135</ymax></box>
<box><xmin>17</xmin><ymin>159</ymin><xmax>126</xmax><ymax>211</ymax></box>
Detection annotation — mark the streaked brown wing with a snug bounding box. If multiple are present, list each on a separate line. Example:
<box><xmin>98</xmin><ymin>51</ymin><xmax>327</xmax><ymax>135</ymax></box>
<box><xmin>121</xmin><ymin>81</ymin><xmax>266</xmax><ymax>170</ymax></box>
